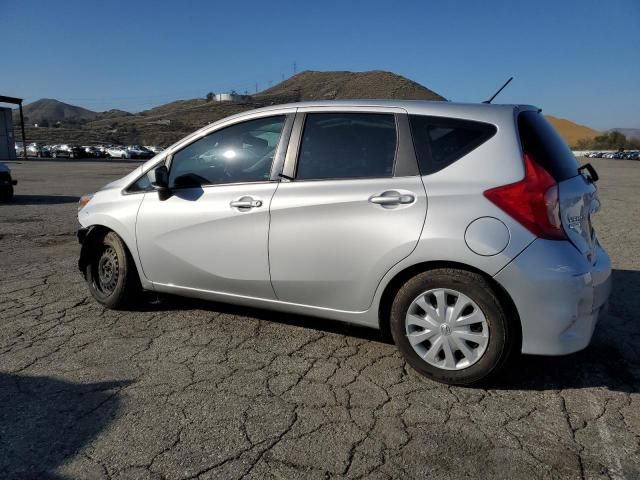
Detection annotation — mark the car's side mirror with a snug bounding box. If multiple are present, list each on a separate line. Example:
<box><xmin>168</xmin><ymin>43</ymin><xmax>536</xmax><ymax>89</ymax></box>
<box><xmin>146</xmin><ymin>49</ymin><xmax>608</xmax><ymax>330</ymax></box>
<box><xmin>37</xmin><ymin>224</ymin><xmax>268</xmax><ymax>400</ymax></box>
<box><xmin>148</xmin><ymin>165</ymin><xmax>171</xmax><ymax>200</ymax></box>
<box><xmin>149</xmin><ymin>165</ymin><xmax>169</xmax><ymax>189</ymax></box>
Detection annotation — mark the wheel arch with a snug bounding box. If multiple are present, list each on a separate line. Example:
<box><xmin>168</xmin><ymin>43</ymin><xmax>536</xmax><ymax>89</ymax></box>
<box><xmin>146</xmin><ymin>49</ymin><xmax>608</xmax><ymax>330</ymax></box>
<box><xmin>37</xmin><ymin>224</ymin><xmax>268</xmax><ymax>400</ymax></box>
<box><xmin>377</xmin><ymin>260</ymin><xmax>522</xmax><ymax>349</ymax></box>
<box><xmin>78</xmin><ymin>225</ymin><xmax>145</xmax><ymax>287</ymax></box>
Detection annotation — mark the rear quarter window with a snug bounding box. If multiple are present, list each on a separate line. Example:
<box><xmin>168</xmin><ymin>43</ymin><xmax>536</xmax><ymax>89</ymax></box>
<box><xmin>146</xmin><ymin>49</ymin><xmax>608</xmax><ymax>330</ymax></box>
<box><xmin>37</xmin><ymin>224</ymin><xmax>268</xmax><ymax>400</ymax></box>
<box><xmin>518</xmin><ymin>111</ymin><xmax>579</xmax><ymax>181</ymax></box>
<box><xmin>409</xmin><ymin>115</ymin><xmax>497</xmax><ymax>175</ymax></box>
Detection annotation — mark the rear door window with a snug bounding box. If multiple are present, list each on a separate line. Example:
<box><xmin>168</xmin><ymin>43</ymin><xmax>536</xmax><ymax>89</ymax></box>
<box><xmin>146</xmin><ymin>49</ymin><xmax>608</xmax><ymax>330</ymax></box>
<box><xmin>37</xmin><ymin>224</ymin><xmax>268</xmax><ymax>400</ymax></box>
<box><xmin>518</xmin><ymin>111</ymin><xmax>579</xmax><ymax>181</ymax></box>
<box><xmin>409</xmin><ymin>115</ymin><xmax>497</xmax><ymax>175</ymax></box>
<box><xmin>295</xmin><ymin>113</ymin><xmax>396</xmax><ymax>180</ymax></box>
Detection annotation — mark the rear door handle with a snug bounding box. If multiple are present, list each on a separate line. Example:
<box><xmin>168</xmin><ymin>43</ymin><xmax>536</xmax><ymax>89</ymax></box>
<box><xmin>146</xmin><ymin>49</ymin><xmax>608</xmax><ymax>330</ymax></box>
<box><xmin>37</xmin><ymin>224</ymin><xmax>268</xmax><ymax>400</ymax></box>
<box><xmin>230</xmin><ymin>197</ymin><xmax>263</xmax><ymax>209</ymax></box>
<box><xmin>369</xmin><ymin>191</ymin><xmax>415</xmax><ymax>206</ymax></box>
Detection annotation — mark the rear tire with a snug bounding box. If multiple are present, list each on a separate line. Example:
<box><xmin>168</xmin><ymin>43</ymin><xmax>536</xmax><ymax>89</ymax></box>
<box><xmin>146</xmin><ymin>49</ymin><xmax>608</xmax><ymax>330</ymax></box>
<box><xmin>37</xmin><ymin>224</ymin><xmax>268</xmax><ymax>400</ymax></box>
<box><xmin>390</xmin><ymin>268</ymin><xmax>514</xmax><ymax>385</ymax></box>
<box><xmin>85</xmin><ymin>231</ymin><xmax>141</xmax><ymax>309</ymax></box>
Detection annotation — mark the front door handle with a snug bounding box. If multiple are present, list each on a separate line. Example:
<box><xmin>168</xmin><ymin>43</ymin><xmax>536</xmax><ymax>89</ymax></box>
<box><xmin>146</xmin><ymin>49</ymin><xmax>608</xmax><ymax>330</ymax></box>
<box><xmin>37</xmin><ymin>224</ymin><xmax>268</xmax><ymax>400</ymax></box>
<box><xmin>230</xmin><ymin>197</ymin><xmax>263</xmax><ymax>209</ymax></box>
<box><xmin>369</xmin><ymin>191</ymin><xmax>415</xmax><ymax>206</ymax></box>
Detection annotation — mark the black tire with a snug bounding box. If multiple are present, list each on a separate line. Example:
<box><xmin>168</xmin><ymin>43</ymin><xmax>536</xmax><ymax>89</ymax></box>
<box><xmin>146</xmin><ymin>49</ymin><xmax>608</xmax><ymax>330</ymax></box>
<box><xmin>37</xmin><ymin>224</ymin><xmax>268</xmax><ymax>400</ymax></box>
<box><xmin>0</xmin><ymin>186</ymin><xmax>14</xmax><ymax>202</ymax></box>
<box><xmin>85</xmin><ymin>231</ymin><xmax>141</xmax><ymax>309</ymax></box>
<box><xmin>390</xmin><ymin>268</ymin><xmax>515</xmax><ymax>386</ymax></box>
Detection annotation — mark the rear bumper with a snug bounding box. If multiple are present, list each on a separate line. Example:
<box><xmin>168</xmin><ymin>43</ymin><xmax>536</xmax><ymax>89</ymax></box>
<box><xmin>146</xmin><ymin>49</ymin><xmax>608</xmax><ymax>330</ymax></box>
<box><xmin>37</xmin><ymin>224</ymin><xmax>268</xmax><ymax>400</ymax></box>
<box><xmin>494</xmin><ymin>239</ymin><xmax>611</xmax><ymax>355</ymax></box>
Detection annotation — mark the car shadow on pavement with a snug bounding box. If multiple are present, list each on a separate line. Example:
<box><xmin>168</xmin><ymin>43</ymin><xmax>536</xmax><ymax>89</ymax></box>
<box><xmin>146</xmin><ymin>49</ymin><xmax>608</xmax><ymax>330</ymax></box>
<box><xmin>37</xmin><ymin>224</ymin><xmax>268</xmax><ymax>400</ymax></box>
<box><xmin>134</xmin><ymin>269</ymin><xmax>639</xmax><ymax>393</ymax></box>
<box><xmin>137</xmin><ymin>293</ymin><xmax>388</xmax><ymax>344</ymax></box>
<box><xmin>11</xmin><ymin>194</ymin><xmax>80</xmax><ymax>205</ymax></box>
<box><xmin>0</xmin><ymin>373</ymin><xmax>131</xmax><ymax>479</ymax></box>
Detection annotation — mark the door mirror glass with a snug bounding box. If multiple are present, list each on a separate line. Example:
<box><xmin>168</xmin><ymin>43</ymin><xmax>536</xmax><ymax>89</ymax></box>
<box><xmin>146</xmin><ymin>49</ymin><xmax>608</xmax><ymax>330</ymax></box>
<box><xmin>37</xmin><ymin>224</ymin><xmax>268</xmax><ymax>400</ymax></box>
<box><xmin>148</xmin><ymin>164</ymin><xmax>169</xmax><ymax>189</ymax></box>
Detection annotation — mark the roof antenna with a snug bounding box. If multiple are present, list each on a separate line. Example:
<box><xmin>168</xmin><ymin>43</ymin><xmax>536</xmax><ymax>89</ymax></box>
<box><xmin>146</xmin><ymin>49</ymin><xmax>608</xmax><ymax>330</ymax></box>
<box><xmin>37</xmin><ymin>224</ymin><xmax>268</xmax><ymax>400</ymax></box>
<box><xmin>483</xmin><ymin>77</ymin><xmax>513</xmax><ymax>104</ymax></box>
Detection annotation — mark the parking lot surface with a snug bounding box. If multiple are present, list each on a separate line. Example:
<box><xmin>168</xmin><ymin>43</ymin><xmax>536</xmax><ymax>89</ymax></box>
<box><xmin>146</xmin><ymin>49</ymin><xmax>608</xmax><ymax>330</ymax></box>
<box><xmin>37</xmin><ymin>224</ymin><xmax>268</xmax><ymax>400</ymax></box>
<box><xmin>1</xmin><ymin>158</ymin><xmax>639</xmax><ymax>479</ymax></box>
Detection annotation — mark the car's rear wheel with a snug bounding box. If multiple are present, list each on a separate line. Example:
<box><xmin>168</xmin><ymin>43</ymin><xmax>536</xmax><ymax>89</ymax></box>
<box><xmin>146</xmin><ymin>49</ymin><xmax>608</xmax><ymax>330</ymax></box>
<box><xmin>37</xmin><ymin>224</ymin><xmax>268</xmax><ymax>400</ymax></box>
<box><xmin>86</xmin><ymin>231</ymin><xmax>140</xmax><ymax>309</ymax></box>
<box><xmin>390</xmin><ymin>268</ymin><xmax>514</xmax><ymax>385</ymax></box>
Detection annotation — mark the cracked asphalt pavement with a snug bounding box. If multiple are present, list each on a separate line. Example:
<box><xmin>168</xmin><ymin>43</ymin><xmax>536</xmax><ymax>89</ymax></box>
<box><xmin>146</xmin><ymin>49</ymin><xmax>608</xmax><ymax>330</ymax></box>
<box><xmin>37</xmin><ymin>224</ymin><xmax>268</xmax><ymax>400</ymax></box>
<box><xmin>1</xmin><ymin>158</ymin><xmax>639</xmax><ymax>479</ymax></box>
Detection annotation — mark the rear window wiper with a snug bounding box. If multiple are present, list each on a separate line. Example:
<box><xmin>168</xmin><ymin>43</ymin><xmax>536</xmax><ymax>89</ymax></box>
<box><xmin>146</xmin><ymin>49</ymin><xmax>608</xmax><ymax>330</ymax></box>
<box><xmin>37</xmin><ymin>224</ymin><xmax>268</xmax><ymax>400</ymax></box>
<box><xmin>578</xmin><ymin>163</ymin><xmax>599</xmax><ymax>183</ymax></box>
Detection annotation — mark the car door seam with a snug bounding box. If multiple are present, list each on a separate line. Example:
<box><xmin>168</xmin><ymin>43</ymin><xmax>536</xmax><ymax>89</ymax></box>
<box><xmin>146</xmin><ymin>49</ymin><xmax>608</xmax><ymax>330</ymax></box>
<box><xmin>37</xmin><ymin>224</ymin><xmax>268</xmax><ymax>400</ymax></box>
<box><xmin>267</xmin><ymin>181</ymin><xmax>281</xmax><ymax>300</ymax></box>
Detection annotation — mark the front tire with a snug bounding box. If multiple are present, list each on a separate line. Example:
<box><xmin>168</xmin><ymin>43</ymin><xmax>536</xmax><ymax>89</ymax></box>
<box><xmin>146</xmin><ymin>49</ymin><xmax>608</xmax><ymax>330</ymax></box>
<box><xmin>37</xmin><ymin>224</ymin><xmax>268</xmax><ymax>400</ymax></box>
<box><xmin>390</xmin><ymin>268</ymin><xmax>514</xmax><ymax>385</ymax></box>
<box><xmin>85</xmin><ymin>231</ymin><xmax>140</xmax><ymax>309</ymax></box>
<box><xmin>0</xmin><ymin>186</ymin><xmax>13</xmax><ymax>202</ymax></box>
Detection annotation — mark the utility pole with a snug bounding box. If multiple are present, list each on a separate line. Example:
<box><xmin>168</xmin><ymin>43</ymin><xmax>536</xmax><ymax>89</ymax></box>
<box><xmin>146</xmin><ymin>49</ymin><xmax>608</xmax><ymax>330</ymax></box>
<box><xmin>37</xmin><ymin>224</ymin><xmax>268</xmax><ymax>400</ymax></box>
<box><xmin>293</xmin><ymin>61</ymin><xmax>297</xmax><ymax>75</ymax></box>
<box><xmin>255</xmin><ymin>82</ymin><xmax>258</xmax><ymax>94</ymax></box>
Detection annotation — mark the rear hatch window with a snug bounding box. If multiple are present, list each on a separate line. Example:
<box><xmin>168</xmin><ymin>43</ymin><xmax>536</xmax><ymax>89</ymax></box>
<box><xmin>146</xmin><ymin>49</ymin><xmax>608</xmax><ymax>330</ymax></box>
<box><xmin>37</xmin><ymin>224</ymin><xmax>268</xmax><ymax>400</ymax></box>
<box><xmin>517</xmin><ymin>111</ymin><xmax>579</xmax><ymax>181</ymax></box>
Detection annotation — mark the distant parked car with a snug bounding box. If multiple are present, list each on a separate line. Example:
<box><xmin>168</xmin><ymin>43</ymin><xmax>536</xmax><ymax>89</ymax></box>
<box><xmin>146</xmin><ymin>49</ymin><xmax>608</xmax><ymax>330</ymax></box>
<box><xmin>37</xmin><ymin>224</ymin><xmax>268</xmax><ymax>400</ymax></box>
<box><xmin>14</xmin><ymin>143</ymin><xmax>24</xmax><ymax>156</ymax></box>
<box><xmin>26</xmin><ymin>143</ymin><xmax>44</xmax><ymax>157</ymax></box>
<box><xmin>94</xmin><ymin>145</ymin><xmax>110</xmax><ymax>157</ymax></box>
<box><xmin>51</xmin><ymin>144</ymin><xmax>85</xmax><ymax>159</ymax></box>
<box><xmin>82</xmin><ymin>146</ymin><xmax>103</xmax><ymax>158</ymax></box>
<box><xmin>126</xmin><ymin>145</ymin><xmax>154</xmax><ymax>159</ymax></box>
<box><xmin>0</xmin><ymin>162</ymin><xmax>17</xmax><ymax>202</ymax></box>
<box><xmin>39</xmin><ymin>145</ymin><xmax>53</xmax><ymax>157</ymax></box>
<box><xmin>106</xmin><ymin>146</ymin><xmax>128</xmax><ymax>159</ymax></box>
<box><xmin>144</xmin><ymin>145</ymin><xmax>165</xmax><ymax>154</ymax></box>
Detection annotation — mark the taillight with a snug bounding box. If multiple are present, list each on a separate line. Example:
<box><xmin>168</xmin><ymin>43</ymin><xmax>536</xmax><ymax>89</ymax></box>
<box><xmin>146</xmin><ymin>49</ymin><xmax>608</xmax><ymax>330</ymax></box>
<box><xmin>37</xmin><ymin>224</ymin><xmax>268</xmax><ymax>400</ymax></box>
<box><xmin>484</xmin><ymin>153</ymin><xmax>566</xmax><ymax>239</ymax></box>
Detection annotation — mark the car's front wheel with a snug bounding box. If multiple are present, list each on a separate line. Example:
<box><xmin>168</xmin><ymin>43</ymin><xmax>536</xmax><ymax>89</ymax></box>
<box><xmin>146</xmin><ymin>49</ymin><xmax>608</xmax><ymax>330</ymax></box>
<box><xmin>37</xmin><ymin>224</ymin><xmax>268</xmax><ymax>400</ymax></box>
<box><xmin>390</xmin><ymin>268</ymin><xmax>515</xmax><ymax>385</ymax></box>
<box><xmin>85</xmin><ymin>231</ymin><xmax>140</xmax><ymax>309</ymax></box>
<box><xmin>0</xmin><ymin>186</ymin><xmax>13</xmax><ymax>202</ymax></box>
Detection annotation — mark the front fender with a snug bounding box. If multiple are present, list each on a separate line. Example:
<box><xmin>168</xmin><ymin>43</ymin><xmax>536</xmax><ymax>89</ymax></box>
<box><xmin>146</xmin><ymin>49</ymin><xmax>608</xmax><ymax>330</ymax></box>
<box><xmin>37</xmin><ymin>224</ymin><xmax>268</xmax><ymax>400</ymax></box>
<box><xmin>77</xmin><ymin>225</ymin><xmax>105</xmax><ymax>277</ymax></box>
<box><xmin>77</xmin><ymin>188</ymin><xmax>152</xmax><ymax>290</ymax></box>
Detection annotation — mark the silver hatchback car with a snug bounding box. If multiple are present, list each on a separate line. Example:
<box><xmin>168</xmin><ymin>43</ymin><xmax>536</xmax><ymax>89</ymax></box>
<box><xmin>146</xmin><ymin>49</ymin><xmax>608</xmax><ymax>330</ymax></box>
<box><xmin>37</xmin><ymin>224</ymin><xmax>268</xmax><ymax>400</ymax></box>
<box><xmin>77</xmin><ymin>100</ymin><xmax>611</xmax><ymax>385</ymax></box>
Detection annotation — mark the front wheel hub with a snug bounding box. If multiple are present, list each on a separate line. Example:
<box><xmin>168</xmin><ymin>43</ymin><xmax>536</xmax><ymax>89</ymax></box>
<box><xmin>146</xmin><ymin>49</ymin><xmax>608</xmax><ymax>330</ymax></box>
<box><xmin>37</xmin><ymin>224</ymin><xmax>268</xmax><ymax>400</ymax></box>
<box><xmin>96</xmin><ymin>246</ymin><xmax>119</xmax><ymax>294</ymax></box>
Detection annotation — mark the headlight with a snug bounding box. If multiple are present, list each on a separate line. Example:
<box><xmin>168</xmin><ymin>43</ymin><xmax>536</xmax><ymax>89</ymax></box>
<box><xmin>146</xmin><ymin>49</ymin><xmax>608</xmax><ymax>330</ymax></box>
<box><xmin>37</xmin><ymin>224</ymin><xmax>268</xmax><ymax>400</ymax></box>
<box><xmin>78</xmin><ymin>193</ymin><xmax>94</xmax><ymax>211</ymax></box>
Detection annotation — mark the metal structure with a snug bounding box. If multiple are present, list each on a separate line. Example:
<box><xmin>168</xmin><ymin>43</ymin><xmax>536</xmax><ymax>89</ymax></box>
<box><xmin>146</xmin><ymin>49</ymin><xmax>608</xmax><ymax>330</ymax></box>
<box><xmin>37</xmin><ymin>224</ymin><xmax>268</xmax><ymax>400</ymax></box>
<box><xmin>0</xmin><ymin>95</ymin><xmax>27</xmax><ymax>160</ymax></box>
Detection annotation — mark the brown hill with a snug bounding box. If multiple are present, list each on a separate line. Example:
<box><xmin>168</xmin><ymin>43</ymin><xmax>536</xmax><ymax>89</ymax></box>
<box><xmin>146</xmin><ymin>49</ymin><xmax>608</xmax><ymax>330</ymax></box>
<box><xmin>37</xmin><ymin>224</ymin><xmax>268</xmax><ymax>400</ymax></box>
<box><xmin>257</xmin><ymin>70</ymin><xmax>445</xmax><ymax>102</ymax></box>
<box><xmin>15</xmin><ymin>98</ymin><xmax>100</xmax><ymax>125</ymax></box>
<box><xmin>545</xmin><ymin>115</ymin><xmax>600</xmax><ymax>147</ymax></box>
<box><xmin>18</xmin><ymin>70</ymin><xmax>447</xmax><ymax>145</ymax></box>
<box><xmin>17</xmin><ymin>72</ymin><xmax>606</xmax><ymax>148</ymax></box>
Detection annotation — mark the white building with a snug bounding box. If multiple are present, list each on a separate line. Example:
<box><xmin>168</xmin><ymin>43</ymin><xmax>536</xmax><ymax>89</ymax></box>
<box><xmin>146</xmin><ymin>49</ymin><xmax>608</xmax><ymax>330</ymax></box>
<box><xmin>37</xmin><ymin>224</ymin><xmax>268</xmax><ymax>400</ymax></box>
<box><xmin>215</xmin><ymin>93</ymin><xmax>250</xmax><ymax>103</ymax></box>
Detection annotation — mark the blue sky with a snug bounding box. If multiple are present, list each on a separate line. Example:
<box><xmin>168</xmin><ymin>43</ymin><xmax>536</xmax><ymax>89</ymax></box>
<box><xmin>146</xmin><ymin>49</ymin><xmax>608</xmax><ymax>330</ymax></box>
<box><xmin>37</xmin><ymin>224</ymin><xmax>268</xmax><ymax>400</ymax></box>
<box><xmin>1</xmin><ymin>0</ymin><xmax>638</xmax><ymax>130</ymax></box>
